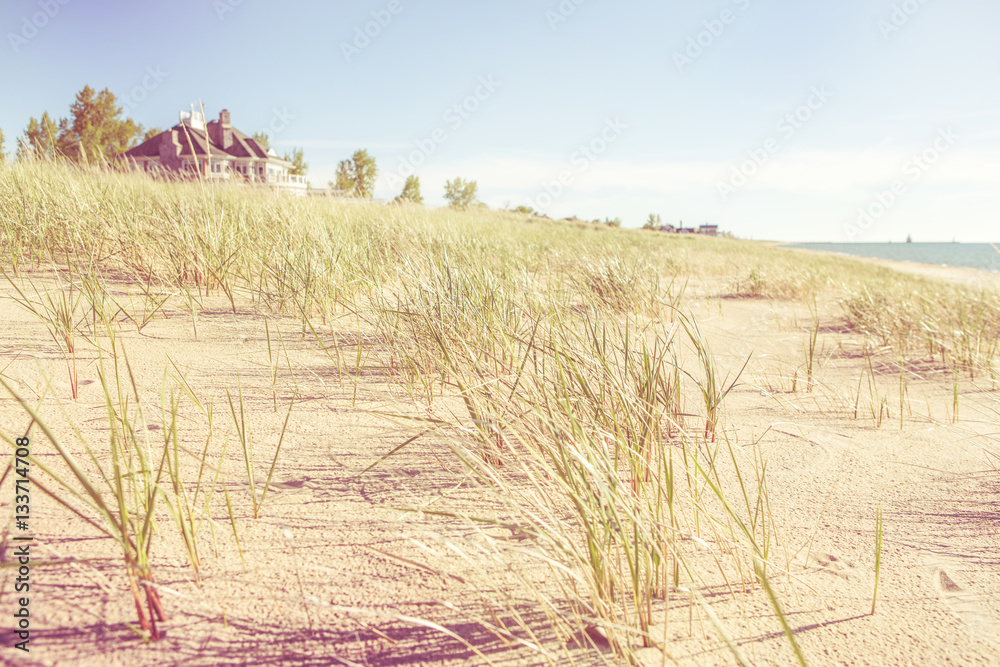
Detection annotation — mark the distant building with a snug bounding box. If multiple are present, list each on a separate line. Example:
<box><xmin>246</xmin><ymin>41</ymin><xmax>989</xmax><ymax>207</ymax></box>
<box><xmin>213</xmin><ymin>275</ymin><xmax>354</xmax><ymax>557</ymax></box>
<box><xmin>655</xmin><ymin>223</ymin><xmax>721</xmax><ymax>236</ymax></box>
<box><xmin>121</xmin><ymin>106</ymin><xmax>307</xmax><ymax>195</ymax></box>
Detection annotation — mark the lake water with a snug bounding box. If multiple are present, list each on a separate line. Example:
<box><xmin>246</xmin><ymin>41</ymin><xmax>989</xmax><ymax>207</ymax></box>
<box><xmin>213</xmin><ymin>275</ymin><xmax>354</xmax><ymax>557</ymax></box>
<box><xmin>782</xmin><ymin>243</ymin><xmax>1000</xmax><ymax>272</ymax></box>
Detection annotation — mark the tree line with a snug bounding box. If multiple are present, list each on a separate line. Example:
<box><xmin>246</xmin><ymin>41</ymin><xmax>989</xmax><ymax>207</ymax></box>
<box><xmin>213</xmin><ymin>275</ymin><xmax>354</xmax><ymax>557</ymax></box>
<box><xmin>15</xmin><ymin>86</ymin><xmax>143</xmax><ymax>163</ymax></box>
<box><xmin>328</xmin><ymin>148</ymin><xmax>481</xmax><ymax>209</ymax></box>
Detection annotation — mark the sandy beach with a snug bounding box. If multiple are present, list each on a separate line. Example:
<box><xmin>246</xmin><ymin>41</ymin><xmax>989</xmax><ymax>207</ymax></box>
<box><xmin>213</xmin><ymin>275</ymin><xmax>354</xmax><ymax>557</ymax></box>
<box><xmin>2</xmin><ymin>242</ymin><xmax>998</xmax><ymax>665</ymax></box>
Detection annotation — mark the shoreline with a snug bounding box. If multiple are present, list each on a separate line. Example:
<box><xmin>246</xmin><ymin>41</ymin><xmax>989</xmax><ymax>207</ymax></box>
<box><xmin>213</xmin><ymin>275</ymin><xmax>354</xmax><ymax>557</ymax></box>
<box><xmin>780</xmin><ymin>244</ymin><xmax>1000</xmax><ymax>289</ymax></box>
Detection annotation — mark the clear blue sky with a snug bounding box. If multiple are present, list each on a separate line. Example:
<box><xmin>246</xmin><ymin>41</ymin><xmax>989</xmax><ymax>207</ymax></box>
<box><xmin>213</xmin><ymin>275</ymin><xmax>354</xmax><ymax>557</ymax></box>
<box><xmin>2</xmin><ymin>0</ymin><xmax>998</xmax><ymax>241</ymax></box>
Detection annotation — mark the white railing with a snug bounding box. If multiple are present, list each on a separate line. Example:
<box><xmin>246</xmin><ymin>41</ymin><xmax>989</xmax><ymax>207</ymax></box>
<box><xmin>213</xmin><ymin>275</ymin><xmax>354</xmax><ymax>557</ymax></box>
<box><xmin>141</xmin><ymin>159</ymin><xmax>308</xmax><ymax>190</ymax></box>
<box><xmin>266</xmin><ymin>173</ymin><xmax>307</xmax><ymax>188</ymax></box>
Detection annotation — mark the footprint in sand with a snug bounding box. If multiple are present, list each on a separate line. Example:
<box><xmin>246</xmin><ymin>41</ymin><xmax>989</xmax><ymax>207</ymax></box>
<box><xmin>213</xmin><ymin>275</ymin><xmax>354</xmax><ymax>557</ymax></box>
<box><xmin>811</xmin><ymin>552</ymin><xmax>861</xmax><ymax>581</ymax></box>
<box><xmin>931</xmin><ymin>567</ymin><xmax>1000</xmax><ymax>645</ymax></box>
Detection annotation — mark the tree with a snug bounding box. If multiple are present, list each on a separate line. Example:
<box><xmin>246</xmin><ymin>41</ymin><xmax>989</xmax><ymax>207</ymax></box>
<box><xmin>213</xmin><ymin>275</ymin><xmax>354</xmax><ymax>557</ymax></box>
<box><xmin>63</xmin><ymin>86</ymin><xmax>142</xmax><ymax>161</ymax></box>
<box><xmin>18</xmin><ymin>112</ymin><xmax>62</xmax><ymax>160</ymax></box>
<box><xmin>444</xmin><ymin>177</ymin><xmax>479</xmax><ymax>209</ymax></box>
<box><xmin>143</xmin><ymin>127</ymin><xmax>163</xmax><ymax>142</ymax></box>
<box><xmin>349</xmin><ymin>149</ymin><xmax>376</xmax><ymax>198</ymax></box>
<box><xmin>604</xmin><ymin>217</ymin><xmax>622</xmax><ymax>228</ymax></box>
<box><xmin>331</xmin><ymin>160</ymin><xmax>352</xmax><ymax>193</ymax></box>
<box><xmin>252</xmin><ymin>131</ymin><xmax>271</xmax><ymax>153</ymax></box>
<box><xmin>643</xmin><ymin>213</ymin><xmax>662</xmax><ymax>230</ymax></box>
<box><xmin>0</xmin><ymin>128</ymin><xmax>6</xmax><ymax>163</ymax></box>
<box><xmin>333</xmin><ymin>149</ymin><xmax>377</xmax><ymax>198</ymax></box>
<box><xmin>394</xmin><ymin>175</ymin><xmax>423</xmax><ymax>205</ymax></box>
<box><xmin>283</xmin><ymin>147</ymin><xmax>308</xmax><ymax>176</ymax></box>
<box><xmin>512</xmin><ymin>205</ymin><xmax>536</xmax><ymax>216</ymax></box>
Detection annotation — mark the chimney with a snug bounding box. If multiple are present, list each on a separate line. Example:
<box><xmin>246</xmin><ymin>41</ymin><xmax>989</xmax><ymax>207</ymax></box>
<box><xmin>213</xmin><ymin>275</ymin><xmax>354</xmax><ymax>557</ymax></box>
<box><xmin>218</xmin><ymin>109</ymin><xmax>234</xmax><ymax>150</ymax></box>
<box><xmin>159</xmin><ymin>130</ymin><xmax>182</xmax><ymax>170</ymax></box>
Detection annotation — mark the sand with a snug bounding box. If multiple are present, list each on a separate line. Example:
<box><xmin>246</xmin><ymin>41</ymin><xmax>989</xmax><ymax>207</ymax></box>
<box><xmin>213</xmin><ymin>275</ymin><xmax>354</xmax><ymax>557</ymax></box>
<box><xmin>1</xmin><ymin>257</ymin><xmax>998</xmax><ymax>666</ymax></box>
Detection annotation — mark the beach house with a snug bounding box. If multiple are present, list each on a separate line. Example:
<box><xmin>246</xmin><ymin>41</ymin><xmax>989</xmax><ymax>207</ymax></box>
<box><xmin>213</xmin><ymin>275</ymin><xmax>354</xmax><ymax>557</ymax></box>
<box><xmin>121</xmin><ymin>107</ymin><xmax>307</xmax><ymax>194</ymax></box>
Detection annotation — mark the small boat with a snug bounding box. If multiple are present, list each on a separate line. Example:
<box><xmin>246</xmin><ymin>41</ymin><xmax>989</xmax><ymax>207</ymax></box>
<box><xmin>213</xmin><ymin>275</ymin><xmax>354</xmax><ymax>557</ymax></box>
<box><xmin>905</xmin><ymin>234</ymin><xmax>912</xmax><ymax>244</ymax></box>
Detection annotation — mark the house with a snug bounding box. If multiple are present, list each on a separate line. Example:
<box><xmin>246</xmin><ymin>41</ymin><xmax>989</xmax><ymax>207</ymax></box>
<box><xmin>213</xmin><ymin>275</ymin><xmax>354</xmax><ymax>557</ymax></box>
<box><xmin>654</xmin><ymin>221</ymin><xmax>722</xmax><ymax>235</ymax></box>
<box><xmin>121</xmin><ymin>106</ymin><xmax>307</xmax><ymax>194</ymax></box>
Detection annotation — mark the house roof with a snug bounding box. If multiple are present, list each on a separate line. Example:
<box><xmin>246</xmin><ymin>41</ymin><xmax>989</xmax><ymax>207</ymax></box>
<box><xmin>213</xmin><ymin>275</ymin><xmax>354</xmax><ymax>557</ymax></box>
<box><xmin>123</xmin><ymin>116</ymin><xmax>289</xmax><ymax>164</ymax></box>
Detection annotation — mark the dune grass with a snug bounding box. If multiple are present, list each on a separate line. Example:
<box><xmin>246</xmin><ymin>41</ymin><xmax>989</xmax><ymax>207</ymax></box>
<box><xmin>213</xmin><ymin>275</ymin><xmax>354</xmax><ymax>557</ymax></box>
<box><xmin>1</xmin><ymin>342</ymin><xmax>170</xmax><ymax>639</ymax></box>
<box><xmin>2</xmin><ymin>159</ymin><xmax>997</xmax><ymax>661</ymax></box>
<box><xmin>841</xmin><ymin>278</ymin><xmax>1000</xmax><ymax>379</ymax></box>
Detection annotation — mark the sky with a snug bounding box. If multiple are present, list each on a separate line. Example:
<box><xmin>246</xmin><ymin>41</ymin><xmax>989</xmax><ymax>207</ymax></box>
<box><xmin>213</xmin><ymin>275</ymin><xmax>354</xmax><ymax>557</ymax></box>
<box><xmin>1</xmin><ymin>0</ymin><xmax>998</xmax><ymax>242</ymax></box>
